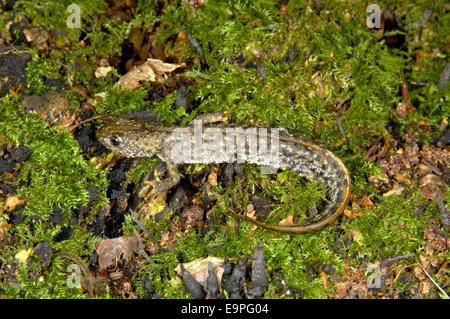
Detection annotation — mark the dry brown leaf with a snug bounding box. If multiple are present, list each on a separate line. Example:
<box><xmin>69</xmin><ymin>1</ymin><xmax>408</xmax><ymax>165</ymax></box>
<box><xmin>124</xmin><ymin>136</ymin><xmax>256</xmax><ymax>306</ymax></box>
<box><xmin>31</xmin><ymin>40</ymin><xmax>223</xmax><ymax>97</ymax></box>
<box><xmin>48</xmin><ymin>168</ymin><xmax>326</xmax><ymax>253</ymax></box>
<box><xmin>368</xmin><ymin>171</ymin><xmax>389</xmax><ymax>188</ymax></box>
<box><xmin>320</xmin><ymin>271</ymin><xmax>328</xmax><ymax>290</ymax></box>
<box><xmin>279</xmin><ymin>214</ymin><xmax>295</xmax><ymax>226</ymax></box>
<box><xmin>207</xmin><ymin>166</ymin><xmax>219</xmax><ymax>186</ymax></box>
<box><xmin>360</xmin><ymin>195</ymin><xmax>375</xmax><ymax>209</ymax></box>
<box><xmin>394</xmin><ymin>170</ymin><xmax>411</xmax><ymax>184</ymax></box>
<box><xmin>181</xmin><ymin>204</ymin><xmax>204</xmax><ymax>232</ymax></box>
<box><xmin>116</xmin><ymin>58</ymin><xmax>185</xmax><ymax>89</ymax></box>
<box><xmin>23</xmin><ymin>27</ymin><xmax>49</xmax><ymax>51</ymax></box>
<box><xmin>4</xmin><ymin>196</ymin><xmax>26</xmax><ymax>213</ymax></box>
<box><xmin>383</xmin><ymin>183</ymin><xmax>404</xmax><ymax>197</ymax></box>
<box><xmin>343</xmin><ymin>208</ymin><xmax>353</xmax><ymax>219</ymax></box>
<box><xmin>171</xmin><ymin>256</ymin><xmax>226</xmax><ymax>288</ymax></box>
<box><xmin>417</xmin><ymin>162</ymin><xmax>433</xmax><ymax>175</ymax></box>
<box><xmin>344</xmin><ymin>201</ymin><xmax>364</xmax><ymax>220</ymax></box>
<box><xmin>421</xmin><ymin>160</ymin><xmax>442</xmax><ymax>175</ymax></box>
<box><xmin>365</xmin><ymin>144</ymin><xmax>378</xmax><ymax>161</ymax></box>
<box><xmin>95</xmin><ymin>66</ymin><xmax>114</xmax><ymax>78</ymax></box>
<box><xmin>418</xmin><ymin>174</ymin><xmax>443</xmax><ymax>199</ymax></box>
<box><xmin>95</xmin><ymin>236</ymin><xmax>139</xmax><ymax>270</ymax></box>
<box><xmin>334</xmin><ymin>281</ymin><xmax>348</xmax><ymax>298</ymax></box>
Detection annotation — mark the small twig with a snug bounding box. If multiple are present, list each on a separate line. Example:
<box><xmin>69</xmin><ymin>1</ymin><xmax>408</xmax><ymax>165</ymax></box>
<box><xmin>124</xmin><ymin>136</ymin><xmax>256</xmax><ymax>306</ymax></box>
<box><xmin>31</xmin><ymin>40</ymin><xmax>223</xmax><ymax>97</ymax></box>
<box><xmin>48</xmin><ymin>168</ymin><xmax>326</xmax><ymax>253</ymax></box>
<box><xmin>133</xmin><ymin>227</ymin><xmax>155</xmax><ymax>264</ymax></box>
<box><xmin>130</xmin><ymin>209</ymin><xmax>179</xmax><ymax>255</ymax></box>
<box><xmin>180</xmin><ymin>26</ymin><xmax>204</xmax><ymax>58</ymax></box>
<box><xmin>416</xmin><ymin>259</ymin><xmax>449</xmax><ymax>299</ymax></box>
<box><xmin>414</xmin><ymin>200</ymin><xmax>432</xmax><ymax>217</ymax></box>
<box><xmin>216</xmin><ymin>227</ymin><xmax>227</xmax><ymax>241</ymax></box>
<box><xmin>315</xmin><ymin>0</ymin><xmax>321</xmax><ymax>15</ymax></box>
<box><xmin>130</xmin><ymin>209</ymin><xmax>156</xmax><ymax>242</ymax></box>
<box><xmin>0</xmin><ymin>46</ymin><xmax>29</xmax><ymax>55</ymax></box>
<box><xmin>1</xmin><ymin>180</ymin><xmax>20</xmax><ymax>185</ymax></box>
<box><xmin>437</xmin><ymin>62</ymin><xmax>450</xmax><ymax>91</ymax></box>
<box><xmin>257</xmin><ymin>57</ymin><xmax>267</xmax><ymax>79</ymax></box>
<box><xmin>435</xmin><ymin>189</ymin><xmax>449</xmax><ymax>229</ymax></box>
<box><xmin>381</xmin><ymin>253</ymin><xmax>415</xmax><ymax>267</ymax></box>
<box><xmin>288</xmin><ymin>42</ymin><xmax>297</xmax><ymax>65</ymax></box>
<box><xmin>230</xmin><ymin>196</ymin><xmax>242</xmax><ymax>233</ymax></box>
<box><xmin>334</xmin><ymin>112</ymin><xmax>350</xmax><ymax>150</ymax></box>
<box><xmin>67</xmin><ymin>114</ymin><xmax>115</xmax><ymax>132</ymax></box>
<box><xmin>205</xmin><ymin>242</ymin><xmax>227</xmax><ymax>256</ymax></box>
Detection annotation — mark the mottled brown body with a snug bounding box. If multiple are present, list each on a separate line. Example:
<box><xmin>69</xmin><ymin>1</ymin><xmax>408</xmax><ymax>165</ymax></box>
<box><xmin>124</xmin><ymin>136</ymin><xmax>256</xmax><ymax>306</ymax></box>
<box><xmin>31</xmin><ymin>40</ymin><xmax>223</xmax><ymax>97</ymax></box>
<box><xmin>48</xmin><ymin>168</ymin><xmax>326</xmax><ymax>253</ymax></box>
<box><xmin>97</xmin><ymin>114</ymin><xmax>350</xmax><ymax>233</ymax></box>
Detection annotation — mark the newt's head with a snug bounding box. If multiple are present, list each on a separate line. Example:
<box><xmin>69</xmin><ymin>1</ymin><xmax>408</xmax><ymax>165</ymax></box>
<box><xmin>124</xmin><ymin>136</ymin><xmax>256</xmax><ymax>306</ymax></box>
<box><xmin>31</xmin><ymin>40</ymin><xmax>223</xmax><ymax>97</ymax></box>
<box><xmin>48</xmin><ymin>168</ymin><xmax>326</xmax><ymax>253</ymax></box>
<box><xmin>97</xmin><ymin>118</ymin><xmax>164</xmax><ymax>158</ymax></box>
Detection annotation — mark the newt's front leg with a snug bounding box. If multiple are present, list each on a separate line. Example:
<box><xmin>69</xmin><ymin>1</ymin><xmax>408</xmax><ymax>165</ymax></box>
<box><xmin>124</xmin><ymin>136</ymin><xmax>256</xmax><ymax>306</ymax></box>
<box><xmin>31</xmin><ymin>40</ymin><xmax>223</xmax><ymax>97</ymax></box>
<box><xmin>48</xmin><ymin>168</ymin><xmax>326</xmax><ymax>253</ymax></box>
<box><xmin>152</xmin><ymin>108</ymin><xmax>235</xmax><ymax>194</ymax></box>
<box><xmin>154</xmin><ymin>152</ymin><xmax>181</xmax><ymax>194</ymax></box>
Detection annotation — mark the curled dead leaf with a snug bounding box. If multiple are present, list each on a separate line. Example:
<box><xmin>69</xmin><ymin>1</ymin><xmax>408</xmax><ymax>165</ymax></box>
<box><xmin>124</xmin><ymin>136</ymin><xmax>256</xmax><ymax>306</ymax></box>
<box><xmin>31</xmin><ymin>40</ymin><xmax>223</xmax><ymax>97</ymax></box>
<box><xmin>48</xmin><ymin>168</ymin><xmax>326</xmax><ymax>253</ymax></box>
<box><xmin>95</xmin><ymin>236</ymin><xmax>139</xmax><ymax>271</ymax></box>
<box><xmin>279</xmin><ymin>214</ymin><xmax>295</xmax><ymax>226</ymax></box>
<box><xmin>116</xmin><ymin>58</ymin><xmax>185</xmax><ymax>89</ymax></box>
<box><xmin>95</xmin><ymin>66</ymin><xmax>114</xmax><ymax>78</ymax></box>
<box><xmin>343</xmin><ymin>201</ymin><xmax>363</xmax><ymax>220</ymax></box>
<box><xmin>360</xmin><ymin>195</ymin><xmax>375</xmax><ymax>209</ymax></box>
<box><xmin>418</xmin><ymin>174</ymin><xmax>443</xmax><ymax>199</ymax></box>
<box><xmin>368</xmin><ymin>171</ymin><xmax>389</xmax><ymax>188</ymax></box>
<box><xmin>394</xmin><ymin>170</ymin><xmax>411</xmax><ymax>184</ymax></box>
<box><xmin>383</xmin><ymin>183</ymin><xmax>404</xmax><ymax>197</ymax></box>
<box><xmin>207</xmin><ymin>166</ymin><xmax>219</xmax><ymax>186</ymax></box>
<box><xmin>172</xmin><ymin>256</ymin><xmax>226</xmax><ymax>289</ymax></box>
<box><xmin>4</xmin><ymin>196</ymin><xmax>26</xmax><ymax>213</ymax></box>
<box><xmin>334</xmin><ymin>281</ymin><xmax>348</xmax><ymax>299</ymax></box>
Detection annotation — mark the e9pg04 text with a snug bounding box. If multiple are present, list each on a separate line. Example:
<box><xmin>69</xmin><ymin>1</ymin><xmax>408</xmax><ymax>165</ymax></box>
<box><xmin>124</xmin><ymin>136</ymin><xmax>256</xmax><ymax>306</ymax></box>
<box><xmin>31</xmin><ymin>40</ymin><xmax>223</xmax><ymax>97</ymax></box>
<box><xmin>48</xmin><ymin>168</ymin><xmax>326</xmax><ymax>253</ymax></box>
<box><xmin>225</xmin><ymin>303</ymin><xmax>269</xmax><ymax>314</ymax></box>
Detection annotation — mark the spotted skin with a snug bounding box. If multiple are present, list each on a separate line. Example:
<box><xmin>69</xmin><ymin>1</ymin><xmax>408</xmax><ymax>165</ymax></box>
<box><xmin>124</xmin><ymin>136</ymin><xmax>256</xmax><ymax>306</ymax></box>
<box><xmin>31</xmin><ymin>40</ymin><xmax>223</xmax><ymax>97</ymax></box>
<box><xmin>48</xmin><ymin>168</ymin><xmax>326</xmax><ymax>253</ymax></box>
<box><xmin>97</xmin><ymin>116</ymin><xmax>350</xmax><ymax>234</ymax></box>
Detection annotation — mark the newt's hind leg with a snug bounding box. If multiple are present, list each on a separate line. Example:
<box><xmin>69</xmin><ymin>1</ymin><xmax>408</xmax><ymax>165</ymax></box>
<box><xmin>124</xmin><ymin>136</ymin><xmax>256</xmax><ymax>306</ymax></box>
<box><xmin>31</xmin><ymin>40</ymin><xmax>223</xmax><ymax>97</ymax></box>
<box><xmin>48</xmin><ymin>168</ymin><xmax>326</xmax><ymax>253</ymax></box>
<box><xmin>154</xmin><ymin>154</ymin><xmax>181</xmax><ymax>194</ymax></box>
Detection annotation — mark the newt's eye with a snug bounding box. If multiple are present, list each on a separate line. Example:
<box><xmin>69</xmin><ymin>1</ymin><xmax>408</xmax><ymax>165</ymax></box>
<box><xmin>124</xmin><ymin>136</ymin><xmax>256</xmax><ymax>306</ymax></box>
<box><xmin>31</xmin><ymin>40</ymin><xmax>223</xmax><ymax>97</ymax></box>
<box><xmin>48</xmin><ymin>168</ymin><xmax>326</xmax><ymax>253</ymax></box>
<box><xmin>110</xmin><ymin>134</ymin><xmax>122</xmax><ymax>147</ymax></box>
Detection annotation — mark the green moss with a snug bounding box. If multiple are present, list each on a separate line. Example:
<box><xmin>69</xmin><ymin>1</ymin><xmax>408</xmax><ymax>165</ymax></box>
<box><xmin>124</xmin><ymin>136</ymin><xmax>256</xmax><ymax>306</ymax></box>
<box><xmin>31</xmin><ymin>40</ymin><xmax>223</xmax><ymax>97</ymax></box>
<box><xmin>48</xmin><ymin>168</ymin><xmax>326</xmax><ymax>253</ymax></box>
<box><xmin>0</xmin><ymin>95</ymin><xmax>109</xmax><ymax>297</ymax></box>
<box><xmin>346</xmin><ymin>191</ymin><xmax>442</xmax><ymax>260</ymax></box>
<box><xmin>0</xmin><ymin>96</ymin><xmax>109</xmax><ymax>224</ymax></box>
<box><xmin>94</xmin><ymin>87</ymin><xmax>152</xmax><ymax>116</ymax></box>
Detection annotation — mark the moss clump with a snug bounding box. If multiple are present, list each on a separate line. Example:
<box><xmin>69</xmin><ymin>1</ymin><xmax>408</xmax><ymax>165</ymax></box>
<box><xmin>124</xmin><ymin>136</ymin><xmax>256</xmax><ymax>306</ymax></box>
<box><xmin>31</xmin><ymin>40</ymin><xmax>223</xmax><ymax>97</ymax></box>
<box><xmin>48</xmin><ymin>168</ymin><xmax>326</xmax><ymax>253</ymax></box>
<box><xmin>0</xmin><ymin>96</ymin><xmax>109</xmax><ymax>224</ymax></box>
<box><xmin>347</xmin><ymin>191</ymin><xmax>447</xmax><ymax>260</ymax></box>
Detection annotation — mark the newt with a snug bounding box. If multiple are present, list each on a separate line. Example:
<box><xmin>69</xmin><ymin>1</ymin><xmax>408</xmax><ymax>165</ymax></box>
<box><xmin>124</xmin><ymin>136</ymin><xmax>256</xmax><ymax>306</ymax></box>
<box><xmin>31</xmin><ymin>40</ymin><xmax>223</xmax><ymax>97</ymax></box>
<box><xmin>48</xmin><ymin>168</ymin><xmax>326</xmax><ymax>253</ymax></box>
<box><xmin>96</xmin><ymin>112</ymin><xmax>350</xmax><ymax>233</ymax></box>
